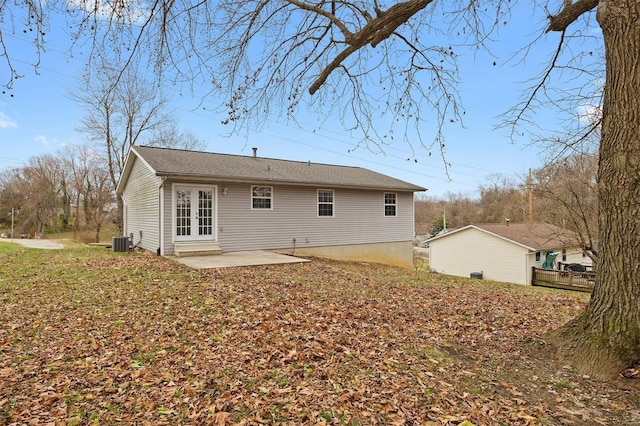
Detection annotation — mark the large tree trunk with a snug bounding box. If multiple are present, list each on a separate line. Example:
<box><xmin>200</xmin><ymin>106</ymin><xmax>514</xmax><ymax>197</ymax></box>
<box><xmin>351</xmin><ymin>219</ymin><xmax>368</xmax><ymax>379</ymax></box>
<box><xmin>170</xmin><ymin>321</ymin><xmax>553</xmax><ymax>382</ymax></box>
<box><xmin>549</xmin><ymin>1</ymin><xmax>640</xmax><ymax>379</ymax></box>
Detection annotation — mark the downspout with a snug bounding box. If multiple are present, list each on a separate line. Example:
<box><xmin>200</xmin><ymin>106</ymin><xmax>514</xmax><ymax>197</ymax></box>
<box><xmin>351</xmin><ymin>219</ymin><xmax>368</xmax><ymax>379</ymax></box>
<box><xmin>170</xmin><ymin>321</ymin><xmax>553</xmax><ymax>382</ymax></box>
<box><xmin>158</xmin><ymin>177</ymin><xmax>166</xmax><ymax>255</ymax></box>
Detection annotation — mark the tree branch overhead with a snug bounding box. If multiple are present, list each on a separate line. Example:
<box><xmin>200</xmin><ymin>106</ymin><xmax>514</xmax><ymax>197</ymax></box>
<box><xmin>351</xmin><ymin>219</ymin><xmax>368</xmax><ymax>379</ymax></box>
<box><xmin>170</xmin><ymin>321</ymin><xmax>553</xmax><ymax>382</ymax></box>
<box><xmin>547</xmin><ymin>0</ymin><xmax>599</xmax><ymax>32</ymax></box>
<box><xmin>309</xmin><ymin>0</ymin><xmax>434</xmax><ymax>95</ymax></box>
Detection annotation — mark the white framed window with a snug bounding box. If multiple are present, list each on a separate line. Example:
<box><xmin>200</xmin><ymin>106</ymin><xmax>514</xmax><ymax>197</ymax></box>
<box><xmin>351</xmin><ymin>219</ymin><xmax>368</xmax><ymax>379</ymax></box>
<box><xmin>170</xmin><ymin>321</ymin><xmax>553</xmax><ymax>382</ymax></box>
<box><xmin>384</xmin><ymin>192</ymin><xmax>397</xmax><ymax>217</ymax></box>
<box><xmin>251</xmin><ymin>185</ymin><xmax>273</xmax><ymax>209</ymax></box>
<box><xmin>317</xmin><ymin>189</ymin><xmax>334</xmax><ymax>217</ymax></box>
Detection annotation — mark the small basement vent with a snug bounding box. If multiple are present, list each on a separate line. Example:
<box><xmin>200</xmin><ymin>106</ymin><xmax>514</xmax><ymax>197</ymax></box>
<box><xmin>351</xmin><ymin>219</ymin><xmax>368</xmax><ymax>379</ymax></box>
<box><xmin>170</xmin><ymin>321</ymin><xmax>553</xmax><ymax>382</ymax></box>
<box><xmin>112</xmin><ymin>236</ymin><xmax>130</xmax><ymax>253</ymax></box>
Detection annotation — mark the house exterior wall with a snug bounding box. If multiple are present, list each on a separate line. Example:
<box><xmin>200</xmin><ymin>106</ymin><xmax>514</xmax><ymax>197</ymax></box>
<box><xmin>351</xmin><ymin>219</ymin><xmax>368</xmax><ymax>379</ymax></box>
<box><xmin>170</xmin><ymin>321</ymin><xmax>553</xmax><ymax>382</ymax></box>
<box><xmin>160</xmin><ymin>181</ymin><xmax>415</xmax><ymax>267</ymax></box>
<box><xmin>563</xmin><ymin>248</ymin><xmax>592</xmax><ymax>267</ymax></box>
<box><xmin>429</xmin><ymin>227</ymin><xmax>530</xmax><ymax>285</ymax></box>
<box><xmin>530</xmin><ymin>247</ymin><xmax>593</xmax><ymax>269</ymax></box>
<box><xmin>120</xmin><ymin>157</ymin><xmax>162</xmax><ymax>253</ymax></box>
<box><xmin>526</xmin><ymin>252</ymin><xmax>536</xmax><ymax>285</ymax></box>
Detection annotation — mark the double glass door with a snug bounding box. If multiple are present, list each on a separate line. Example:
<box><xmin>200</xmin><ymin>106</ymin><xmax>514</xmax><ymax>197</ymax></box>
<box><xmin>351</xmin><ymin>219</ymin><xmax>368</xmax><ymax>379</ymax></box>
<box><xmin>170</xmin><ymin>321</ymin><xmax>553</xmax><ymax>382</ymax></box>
<box><xmin>175</xmin><ymin>186</ymin><xmax>215</xmax><ymax>241</ymax></box>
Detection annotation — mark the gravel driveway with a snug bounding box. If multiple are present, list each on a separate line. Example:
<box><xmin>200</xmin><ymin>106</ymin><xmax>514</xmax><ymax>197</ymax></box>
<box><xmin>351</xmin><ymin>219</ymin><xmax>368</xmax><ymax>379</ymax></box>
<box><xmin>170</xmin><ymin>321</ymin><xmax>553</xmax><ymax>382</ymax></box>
<box><xmin>8</xmin><ymin>239</ymin><xmax>65</xmax><ymax>249</ymax></box>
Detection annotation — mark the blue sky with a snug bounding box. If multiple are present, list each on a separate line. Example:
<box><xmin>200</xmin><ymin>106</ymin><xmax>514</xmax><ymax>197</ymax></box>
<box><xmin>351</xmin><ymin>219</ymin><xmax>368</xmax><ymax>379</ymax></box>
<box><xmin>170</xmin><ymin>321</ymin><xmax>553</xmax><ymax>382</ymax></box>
<box><xmin>0</xmin><ymin>3</ymin><xmax>600</xmax><ymax>198</ymax></box>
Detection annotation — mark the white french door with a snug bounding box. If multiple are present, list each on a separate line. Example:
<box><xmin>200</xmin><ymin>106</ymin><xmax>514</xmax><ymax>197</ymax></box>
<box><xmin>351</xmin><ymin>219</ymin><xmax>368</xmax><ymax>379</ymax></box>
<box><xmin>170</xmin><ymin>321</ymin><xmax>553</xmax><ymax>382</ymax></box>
<box><xmin>175</xmin><ymin>186</ymin><xmax>216</xmax><ymax>242</ymax></box>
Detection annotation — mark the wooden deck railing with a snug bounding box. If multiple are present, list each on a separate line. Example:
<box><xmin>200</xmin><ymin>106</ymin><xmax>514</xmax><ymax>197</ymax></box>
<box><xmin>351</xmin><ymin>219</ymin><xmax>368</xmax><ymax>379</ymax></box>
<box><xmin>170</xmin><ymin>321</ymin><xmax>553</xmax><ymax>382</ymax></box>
<box><xmin>557</xmin><ymin>262</ymin><xmax>594</xmax><ymax>272</ymax></box>
<box><xmin>531</xmin><ymin>267</ymin><xmax>596</xmax><ymax>292</ymax></box>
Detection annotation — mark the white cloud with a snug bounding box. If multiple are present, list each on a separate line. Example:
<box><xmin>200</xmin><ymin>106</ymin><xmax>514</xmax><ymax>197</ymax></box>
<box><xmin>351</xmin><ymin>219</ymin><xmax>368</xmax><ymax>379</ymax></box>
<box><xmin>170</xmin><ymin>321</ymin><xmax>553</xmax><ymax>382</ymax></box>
<box><xmin>66</xmin><ymin>0</ymin><xmax>148</xmax><ymax>24</ymax></box>
<box><xmin>577</xmin><ymin>104</ymin><xmax>602</xmax><ymax>126</ymax></box>
<box><xmin>0</xmin><ymin>111</ymin><xmax>17</xmax><ymax>129</ymax></box>
<box><xmin>35</xmin><ymin>135</ymin><xmax>57</xmax><ymax>147</ymax></box>
<box><xmin>576</xmin><ymin>77</ymin><xmax>604</xmax><ymax>126</ymax></box>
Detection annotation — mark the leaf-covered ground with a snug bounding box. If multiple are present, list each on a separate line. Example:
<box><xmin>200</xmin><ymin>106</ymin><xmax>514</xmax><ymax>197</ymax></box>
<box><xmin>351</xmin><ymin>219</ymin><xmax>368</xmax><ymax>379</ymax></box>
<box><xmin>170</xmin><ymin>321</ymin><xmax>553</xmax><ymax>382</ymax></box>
<box><xmin>1</xmin><ymin>246</ymin><xmax>638</xmax><ymax>425</ymax></box>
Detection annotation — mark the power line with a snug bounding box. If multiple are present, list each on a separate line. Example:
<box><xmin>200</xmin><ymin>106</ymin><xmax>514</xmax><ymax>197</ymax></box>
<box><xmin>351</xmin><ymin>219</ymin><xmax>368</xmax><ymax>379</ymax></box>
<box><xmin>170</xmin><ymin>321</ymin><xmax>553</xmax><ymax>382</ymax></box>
<box><xmin>4</xmin><ymin>28</ymin><xmax>495</xmax><ymax>179</ymax></box>
<box><xmin>2</xmin><ymin>29</ymin><xmax>490</xmax><ymax>190</ymax></box>
<box><xmin>0</xmin><ymin>156</ymin><xmax>28</xmax><ymax>165</ymax></box>
<box><xmin>171</xmin><ymin>102</ymin><xmax>488</xmax><ymax>187</ymax></box>
<box><xmin>256</xmin><ymin>129</ymin><xmax>480</xmax><ymax>188</ymax></box>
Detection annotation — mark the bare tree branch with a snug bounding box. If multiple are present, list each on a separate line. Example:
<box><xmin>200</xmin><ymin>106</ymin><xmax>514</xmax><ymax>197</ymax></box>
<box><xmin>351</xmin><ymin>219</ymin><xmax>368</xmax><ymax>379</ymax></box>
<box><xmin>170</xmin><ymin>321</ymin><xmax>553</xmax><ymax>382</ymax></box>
<box><xmin>309</xmin><ymin>0</ymin><xmax>434</xmax><ymax>94</ymax></box>
<box><xmin>497</xmin><ymin>30</ymin><xmax>568</xmax><ymax>140</ymax></box>
<box><xmin>547</xmin><ymin>0</ymin><xmax>599</xmax><ymax>33</ymax></box>
<box><xmin>285</xmin><ymin>0</ymin><xmax>353</xmax><ymax>40</ymax></box>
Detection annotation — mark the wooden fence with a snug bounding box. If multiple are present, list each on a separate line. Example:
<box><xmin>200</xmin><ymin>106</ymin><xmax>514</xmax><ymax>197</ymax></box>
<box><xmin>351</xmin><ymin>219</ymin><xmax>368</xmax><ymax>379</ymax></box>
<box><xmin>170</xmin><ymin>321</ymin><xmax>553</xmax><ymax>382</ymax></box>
<box><xmin>531</xmin><ymin>267</ymin><xmax>596</xmax><ymax>293</ymax></box>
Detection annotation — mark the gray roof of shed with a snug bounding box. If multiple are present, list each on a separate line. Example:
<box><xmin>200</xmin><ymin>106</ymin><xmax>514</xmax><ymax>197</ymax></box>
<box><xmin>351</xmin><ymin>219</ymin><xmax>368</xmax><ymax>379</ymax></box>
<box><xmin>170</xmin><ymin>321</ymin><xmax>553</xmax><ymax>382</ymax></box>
<box><xmin>124</xmin><ymin>145</ymin><xmax>426</xmax><ymax>192</ymax></box>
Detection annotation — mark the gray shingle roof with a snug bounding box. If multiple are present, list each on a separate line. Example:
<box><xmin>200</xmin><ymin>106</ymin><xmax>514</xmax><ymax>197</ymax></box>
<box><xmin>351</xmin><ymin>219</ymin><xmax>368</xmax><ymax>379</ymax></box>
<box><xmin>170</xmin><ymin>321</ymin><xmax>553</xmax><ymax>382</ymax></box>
<box><xmin>427</xmin><ymin>222</ymin><xmax>580</xmax><ymax>250</ymax></box>
<box><xmin>130</xmin><ymin>145</ymin><xmax>426</xmax><ymax>191</ymax></box>
<box><xmin>473</xmin><ymin>223</ymin><xmax>579</xmax><ymax>250</ymax></box>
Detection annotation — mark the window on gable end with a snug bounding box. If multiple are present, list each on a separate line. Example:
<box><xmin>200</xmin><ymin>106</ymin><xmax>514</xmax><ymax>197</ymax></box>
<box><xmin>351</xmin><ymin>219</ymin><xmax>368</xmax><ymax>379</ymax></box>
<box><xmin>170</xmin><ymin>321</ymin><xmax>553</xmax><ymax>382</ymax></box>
<box><xmin>384</xmin><ymin>192</ymin><xmax>397</xmax><ymax>217</ymax></box>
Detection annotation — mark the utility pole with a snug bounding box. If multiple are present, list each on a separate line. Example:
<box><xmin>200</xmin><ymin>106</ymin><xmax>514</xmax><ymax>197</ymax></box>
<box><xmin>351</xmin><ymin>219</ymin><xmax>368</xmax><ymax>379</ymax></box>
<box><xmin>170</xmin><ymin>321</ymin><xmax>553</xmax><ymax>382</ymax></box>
<box><xmin>443</xmin><ymin>206</ymin><xmax>447</xmax><ymax>232</ymax></box>
<box><xmin>528</xmin><ymin>169</ymin><xmax>533</xmax><ymax>224</ymax></box>
<box><xmin>10</xmin><ymin>208</ymin><xmax>14</xmax><ymax>243</ymax></box>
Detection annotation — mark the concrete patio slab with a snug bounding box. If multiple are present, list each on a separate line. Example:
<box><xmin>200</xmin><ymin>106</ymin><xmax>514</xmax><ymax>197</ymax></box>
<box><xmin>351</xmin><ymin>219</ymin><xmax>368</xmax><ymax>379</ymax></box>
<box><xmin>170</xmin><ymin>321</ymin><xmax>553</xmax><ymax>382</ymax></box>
<box><xmin>169</xmin><ymin>250</ymin><xmax>311</xmax><ymax>269</ymax></box>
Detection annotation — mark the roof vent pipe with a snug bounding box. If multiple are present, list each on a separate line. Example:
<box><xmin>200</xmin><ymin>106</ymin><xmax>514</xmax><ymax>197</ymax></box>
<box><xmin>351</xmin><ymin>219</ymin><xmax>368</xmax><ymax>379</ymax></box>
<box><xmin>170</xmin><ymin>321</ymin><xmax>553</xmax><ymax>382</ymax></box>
<box><xmin>252</xmin><ymin>147</ymin><xmax>257</xmax><ymax>158</ymax></box>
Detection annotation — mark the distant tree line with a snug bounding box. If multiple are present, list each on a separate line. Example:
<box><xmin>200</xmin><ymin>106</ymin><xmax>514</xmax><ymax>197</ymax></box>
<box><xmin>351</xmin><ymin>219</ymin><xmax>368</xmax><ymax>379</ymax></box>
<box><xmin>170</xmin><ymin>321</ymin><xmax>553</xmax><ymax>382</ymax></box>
<box><xmin>0</xmin><ymin>146</ymin><xmax>112</xmax><ymax>242</ymax></box>
<box><xmin>416</xmin><ymin>152</ymin><xmax>598</xmax><ymax>259</ymax></box>
<box><xmin>0</xmin><ymin>60</ymin><xmax>205</xmax><ymax>241</ymax></box>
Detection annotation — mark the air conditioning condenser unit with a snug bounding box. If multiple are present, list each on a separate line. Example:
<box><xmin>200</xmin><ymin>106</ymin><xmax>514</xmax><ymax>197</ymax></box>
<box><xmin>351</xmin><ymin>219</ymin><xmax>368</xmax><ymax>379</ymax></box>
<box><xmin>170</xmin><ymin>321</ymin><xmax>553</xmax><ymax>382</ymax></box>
<box><xmin>112</xmin><ymin>236</ymin><xmax>130</xmax><ymax>252</ymax></box>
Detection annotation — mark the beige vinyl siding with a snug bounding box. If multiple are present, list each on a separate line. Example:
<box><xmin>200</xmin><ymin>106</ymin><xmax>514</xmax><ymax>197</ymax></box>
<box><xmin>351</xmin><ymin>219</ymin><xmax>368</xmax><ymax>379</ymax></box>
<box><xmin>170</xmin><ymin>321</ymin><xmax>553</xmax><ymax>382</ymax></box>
<box><xmin>121</xmin><ymin>157</ymin><xmax>162</xmax><ymax>253</ymax></box>
<box><xmin>429</xmin><ymin>227</ymin><xmax>530</xmax><ymax>285</ymax></box>
<box><xmin>218</xmin><ymin>183</ymin><xmax>414</xmax><ymax>252</ymax></box>
<box><xmin>160</xmin><ymin>182</ymin><xmax>413</xmax><ymax>254</ymax></box>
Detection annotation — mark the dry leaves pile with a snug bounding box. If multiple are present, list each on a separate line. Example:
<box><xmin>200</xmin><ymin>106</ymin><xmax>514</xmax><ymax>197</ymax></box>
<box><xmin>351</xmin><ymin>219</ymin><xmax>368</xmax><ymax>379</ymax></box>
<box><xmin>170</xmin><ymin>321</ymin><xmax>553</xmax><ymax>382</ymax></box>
<box><xmin>1</xmin><ymin>247</ymin><xmax>638</xmax><ymax>425</ymax></box>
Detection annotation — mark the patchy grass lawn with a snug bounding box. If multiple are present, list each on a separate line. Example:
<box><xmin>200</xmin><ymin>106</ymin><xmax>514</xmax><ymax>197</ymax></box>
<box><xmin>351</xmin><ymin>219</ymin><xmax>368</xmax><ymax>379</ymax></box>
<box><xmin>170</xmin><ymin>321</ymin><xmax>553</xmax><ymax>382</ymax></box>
<box><xmin>0</xmin><ymin>242</ymin><xmax>24</xmax><ymax>258</ymax></box>
<box><xmin>1</xmin><ymin>247</ymin><xmax>638</xmax><ymax>425</ymax></box>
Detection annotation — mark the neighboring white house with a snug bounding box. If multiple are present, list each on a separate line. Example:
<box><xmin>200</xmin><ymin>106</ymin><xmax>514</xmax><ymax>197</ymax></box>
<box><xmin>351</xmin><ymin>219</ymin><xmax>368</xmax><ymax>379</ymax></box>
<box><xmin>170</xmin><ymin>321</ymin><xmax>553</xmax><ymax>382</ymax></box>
<box><xmin>426</xmin><ymin>223</ymin><xmax>592</xmax><ymax>285</ymax></box>
<box><xmin>116</xmin><ymin>146</ymin><xmax>426</xmax><ymax>268</ymax></box>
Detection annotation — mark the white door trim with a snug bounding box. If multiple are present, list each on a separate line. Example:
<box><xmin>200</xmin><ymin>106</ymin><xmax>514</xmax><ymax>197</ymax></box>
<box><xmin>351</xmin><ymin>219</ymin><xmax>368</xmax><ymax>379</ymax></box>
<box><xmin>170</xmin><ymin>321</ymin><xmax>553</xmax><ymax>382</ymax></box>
<box><xmin>172</xmin><ymin>184</ymin><xmax>218</xmax><ymax>243</ymax></box>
